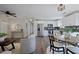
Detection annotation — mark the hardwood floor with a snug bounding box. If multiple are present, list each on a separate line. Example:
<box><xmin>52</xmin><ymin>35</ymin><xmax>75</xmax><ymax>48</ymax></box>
<box><xmin>34</xmin><ymin>36</ymin><xmax>49</xmax><ymax>54</ymax></box>
<box><xmin>0</xmin><ymin>37</ymin><xmax>49</xmax><ymax>54</ymax></box>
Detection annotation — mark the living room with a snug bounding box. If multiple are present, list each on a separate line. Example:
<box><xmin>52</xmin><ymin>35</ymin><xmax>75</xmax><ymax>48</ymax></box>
<box><xmin>0</xmin><ymin>4</ymin><xmax>79</xmax><ymax>55</ymax></box>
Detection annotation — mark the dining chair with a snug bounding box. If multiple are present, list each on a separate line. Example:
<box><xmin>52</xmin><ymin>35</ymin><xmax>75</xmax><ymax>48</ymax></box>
<box><xmin>51</xmin><ymin>42</ymin><xmax>65</xmax><ymax>54</ymax></box>
<box><xmin>69</xmin><ymin>36</ymin><xmax>78</xmax><ymax>46</ymax></box>
<box><xmin>75</xmin><ymin>36</ymin><xmax>79</xmax><ymax>47</ymax></box>
<box><xmin>48</xmin><ymin>36</ymin><xmax>65</xmax><ymax>54</ymax></box>
<box><xmin>48</xmin><ymin>35</ymin><xmax>55</xmax><ymax>52</ymax></box>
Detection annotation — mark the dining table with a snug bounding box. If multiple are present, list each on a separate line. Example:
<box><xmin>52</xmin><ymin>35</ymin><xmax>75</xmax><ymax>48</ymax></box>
<box><xmin>53</xmin><ymin>34</ymin><xmax>79</xmax><ymax>54</ymax></box>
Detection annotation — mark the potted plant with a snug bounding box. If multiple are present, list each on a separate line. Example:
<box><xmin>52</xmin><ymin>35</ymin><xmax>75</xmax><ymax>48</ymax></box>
<box><xmin>0</xmin><ymin>33</ymin><xmax>7</xmax><ymax>41</ymax></box>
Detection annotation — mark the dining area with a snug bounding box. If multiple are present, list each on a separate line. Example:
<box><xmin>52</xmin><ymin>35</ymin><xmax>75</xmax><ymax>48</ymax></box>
<box><xmin>47</xmin><ymin>30</ymin><xmax>79</xmax><ymax>54</ymax></box>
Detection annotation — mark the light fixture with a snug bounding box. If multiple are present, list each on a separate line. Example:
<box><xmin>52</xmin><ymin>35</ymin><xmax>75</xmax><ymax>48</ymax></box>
<box><xmin>57</xmin><ymin>4</ymin><xmax>65</xmax><ymax>11</ymax></box>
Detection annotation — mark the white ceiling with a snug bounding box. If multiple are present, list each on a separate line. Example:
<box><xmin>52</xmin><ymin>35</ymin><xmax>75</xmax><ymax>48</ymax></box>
<box><xmin>0</xmin><ymin>4</ymin><xmax>79</xmax><ymax>19</ymax></box>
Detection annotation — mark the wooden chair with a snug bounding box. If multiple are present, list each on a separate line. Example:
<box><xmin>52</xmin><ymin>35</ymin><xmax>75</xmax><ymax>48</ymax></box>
<box><xmin>51</xmin><ymin>42</ymin><xmax>65</xmax><ymax>54</ymax></box>
<box><xmin>48</xmin><ymin>35</ymin><xmax>65</xmax><ymax>54</ymax></box>
<box><xmin>48</xmin><ymin>35</ymin><xmax>55</xmax><ymax>52</ymax></box>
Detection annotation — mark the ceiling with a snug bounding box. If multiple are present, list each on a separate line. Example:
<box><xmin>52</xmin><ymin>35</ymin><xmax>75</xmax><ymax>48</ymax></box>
<box><xmin>0</xmin><ymin>4</ymin><xmax>79</xmax><ymax>20</ymax></box>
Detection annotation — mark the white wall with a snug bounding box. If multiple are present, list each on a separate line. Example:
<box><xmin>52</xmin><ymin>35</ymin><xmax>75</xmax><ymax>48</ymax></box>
<box><xmin>0</xmin><ymin>22</ymin><xmax>8</xmax><ymax>33</ymax></box>
<box><xmin>62</xmin><ymin>13</ymin><xmax>79</xmax><ymax>26</ymax></box>
<box><xmin>64</xmin><ymin>15</ymin><xmax>75</xmax><ymax>26</ymax></box>
<box><xmin>75</xmin><ymin>13</ymin><xmax>79</xmax><ymax>25</ymax></box>
<box><xmin>8</xmin><ymin>17</ymin><xmax>34</xmax><ymax>38</ymax></box>
<box><xmin>0</xmin><ymin>14</ymin><xmax>9</xmax><ymax>34</ymax></box>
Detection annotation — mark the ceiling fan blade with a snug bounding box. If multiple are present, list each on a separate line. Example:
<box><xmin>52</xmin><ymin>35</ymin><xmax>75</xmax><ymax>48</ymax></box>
<box><xmin>0</xmin><ymin>10</ymin><xmax>17</xmax><ymax>17</ymax></box>
<box><xmin>8</xmin><ymin>14</ymin><xmax>17</xmax><ymax>17</ymax></box>
<box><xmin>11</xmin><ymin>13</ymin><xmax>16</xmax><ymax>15</ymax></box>
<box><xmin>13</xmin><ymin>15</ymin><xmax>17</xmax><ymax>17</ymax></box>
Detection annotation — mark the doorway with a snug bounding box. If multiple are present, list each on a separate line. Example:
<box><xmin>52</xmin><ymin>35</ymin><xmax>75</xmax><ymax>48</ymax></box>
<box><xmin>37</xmin><ymin>24</ymin><xmax>43</xmax><ymax>37</ymax></box>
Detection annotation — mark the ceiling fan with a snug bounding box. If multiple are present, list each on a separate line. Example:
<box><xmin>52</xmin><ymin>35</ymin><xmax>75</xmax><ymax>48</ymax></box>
<box><xmin>0</xmin><ymin>10</ymin><xmax>17</xmax><ymax>17</ymax></box>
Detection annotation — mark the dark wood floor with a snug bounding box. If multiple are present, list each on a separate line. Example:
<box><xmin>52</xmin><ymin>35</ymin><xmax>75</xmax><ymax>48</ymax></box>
<box><xmin>34</xmin><ymin>36</ymin><xmax>49</xmax><ymax>54</ymax></box>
